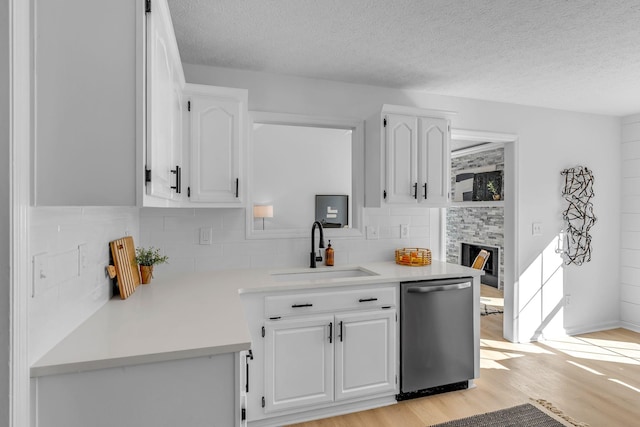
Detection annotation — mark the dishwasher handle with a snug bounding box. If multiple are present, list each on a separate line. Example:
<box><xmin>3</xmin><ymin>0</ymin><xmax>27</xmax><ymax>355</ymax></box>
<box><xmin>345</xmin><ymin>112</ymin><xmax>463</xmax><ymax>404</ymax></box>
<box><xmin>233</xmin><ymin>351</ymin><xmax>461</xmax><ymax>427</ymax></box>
<box><xmin>407</xmin><ymin>281</ymin><xmax>471</xmax><ymax>293</ymax></box>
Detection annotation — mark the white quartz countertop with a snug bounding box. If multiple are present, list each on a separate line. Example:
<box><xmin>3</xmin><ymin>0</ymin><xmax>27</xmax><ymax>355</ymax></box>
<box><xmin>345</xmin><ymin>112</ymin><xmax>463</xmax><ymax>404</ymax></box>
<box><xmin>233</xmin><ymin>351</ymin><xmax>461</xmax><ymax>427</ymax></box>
<box><xmin>31</xmin><ymin>261</ymin><xmax>481</xmax><ymax>377</ymax></box>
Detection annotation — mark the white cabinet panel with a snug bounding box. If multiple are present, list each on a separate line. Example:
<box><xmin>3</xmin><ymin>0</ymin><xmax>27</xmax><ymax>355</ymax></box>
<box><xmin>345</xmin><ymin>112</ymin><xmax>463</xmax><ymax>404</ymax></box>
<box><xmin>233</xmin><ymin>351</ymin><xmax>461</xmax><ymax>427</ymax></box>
<box><xmin>335</xmin><ymin>310</ymin><xmax>396</xmax><ymax>401</ymax></box>
<box><xmin>35</xmin><ymin>0</ymin><xmax>138</xmax><ymax>205</ymax></box>
<box><xmin>36</xmin><ymin>354</ymin><xmax>236</xmax><ymax>427</ymax></box>
<box><xmin>146</xmin><ymin>0</ymin><xmax>185</xmax><ymax>201</ymax></box>
<box><xmin>418</xmin><ymin>117</ymin><xmax>450</xmax><ymax>205</ymax></box>
<box><xmin>185</xmin><ymin>84</ymin><xmax>247</xmax><ymax>206</ymax></box>
<box><xmin>264</xmin><ymin>315</ymin><xmax>334</xmax><ymax>413</ymax></box>
<box><xmin>385</xmin><ymin>114</ymin><xmax>418</xmax><ymax>204</ymax></box>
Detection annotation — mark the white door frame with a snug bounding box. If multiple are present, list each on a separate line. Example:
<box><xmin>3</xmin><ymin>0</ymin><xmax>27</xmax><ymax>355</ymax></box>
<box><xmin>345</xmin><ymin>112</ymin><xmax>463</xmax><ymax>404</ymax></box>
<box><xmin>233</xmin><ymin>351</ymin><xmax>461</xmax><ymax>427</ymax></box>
<box><xmin>9</xmin><ymin>0</ymin><xmax>32</xmax><ymax>425</ymax></box>
<box><xmin>448</xmin><ymin>129</ymin><xmax>519</xmax><ymax>343</ymax></box>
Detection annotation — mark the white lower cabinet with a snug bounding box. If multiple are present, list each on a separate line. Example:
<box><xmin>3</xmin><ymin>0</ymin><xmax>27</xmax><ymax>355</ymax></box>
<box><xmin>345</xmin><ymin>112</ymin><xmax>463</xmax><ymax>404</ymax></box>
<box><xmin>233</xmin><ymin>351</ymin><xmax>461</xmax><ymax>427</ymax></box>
<box><xmin>335</xmin><ymin>310</ymin><xmax>396</xmax><ymax>401</ymax></box>
<box><xmin>35</xmin><ymin>354</ymin><xmax>238</xmax><ymax>427</ymax></box>
<box><xmin>264</xmin><ymin>315</ymin><xmax>335</xmax><ymax>412</ymax></box>
<box><xmin>242</xmin><ymin>284</ymin><xmax>398</xmax><ymax>426</ymax></box>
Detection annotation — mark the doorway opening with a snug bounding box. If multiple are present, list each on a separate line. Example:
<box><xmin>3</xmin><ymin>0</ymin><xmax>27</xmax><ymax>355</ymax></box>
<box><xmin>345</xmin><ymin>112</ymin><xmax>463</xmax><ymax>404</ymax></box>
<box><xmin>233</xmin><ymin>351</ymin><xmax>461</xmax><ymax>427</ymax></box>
<box><xmin>444</xmin><ymin>130</ymin><xmax>518</xmax><ymax>342</ymax></box>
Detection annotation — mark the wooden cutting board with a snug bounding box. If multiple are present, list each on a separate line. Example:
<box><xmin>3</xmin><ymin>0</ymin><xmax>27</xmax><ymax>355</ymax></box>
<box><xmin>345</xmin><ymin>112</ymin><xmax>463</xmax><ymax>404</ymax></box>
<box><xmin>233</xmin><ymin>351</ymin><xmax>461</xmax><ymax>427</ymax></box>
<box><xmin>109</xmin><ymin>236</ymin><xmax>140</xmax><ymax>299</ymax></box>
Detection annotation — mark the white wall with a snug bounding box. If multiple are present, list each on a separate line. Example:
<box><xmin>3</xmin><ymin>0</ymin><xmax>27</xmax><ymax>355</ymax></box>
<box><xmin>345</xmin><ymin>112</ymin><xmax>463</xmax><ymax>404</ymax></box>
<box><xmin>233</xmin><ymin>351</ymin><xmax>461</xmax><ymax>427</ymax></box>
<box><xmin>29</xmin><ymin>207</ymin><xmax>139</xmax><ymax>363</ymax></box>
<box><xmin>179</xmin><ymin>64</ymin><xmax>622</xmax><ymax>341</ymax></box>
<box><xmin>0</xmin><ymin>0</ymin><xmax>10</xmax><ymax>424</ymax></box>
<box><xmin>621</xmin><ymin>114</ymin><xmax>640</xmax><ymax>332</ymax></box>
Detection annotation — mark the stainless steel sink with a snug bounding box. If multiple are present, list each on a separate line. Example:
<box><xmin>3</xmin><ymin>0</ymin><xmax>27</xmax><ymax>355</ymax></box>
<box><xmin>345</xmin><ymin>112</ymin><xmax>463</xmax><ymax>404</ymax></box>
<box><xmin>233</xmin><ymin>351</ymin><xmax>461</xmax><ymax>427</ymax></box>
<box><xmin>271</xmin><ymin>267</ymin><xmax>378</xmax><ymax>282</ymax></box>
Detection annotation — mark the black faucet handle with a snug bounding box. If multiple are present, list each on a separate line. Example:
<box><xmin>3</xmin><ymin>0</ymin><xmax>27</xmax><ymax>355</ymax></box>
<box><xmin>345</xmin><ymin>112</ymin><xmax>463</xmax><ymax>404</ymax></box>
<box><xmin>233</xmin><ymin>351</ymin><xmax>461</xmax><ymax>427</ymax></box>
<box><xmin>316</xmin><ymin>250</ymin><xmax>323</xmax><ymax>262</ymax></box>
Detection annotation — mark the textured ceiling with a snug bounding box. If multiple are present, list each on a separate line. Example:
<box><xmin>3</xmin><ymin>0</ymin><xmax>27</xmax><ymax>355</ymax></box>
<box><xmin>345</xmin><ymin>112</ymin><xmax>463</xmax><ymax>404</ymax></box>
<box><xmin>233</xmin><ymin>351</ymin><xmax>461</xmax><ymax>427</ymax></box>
<box><xmin>167</xmin><ymin>0</ymin><xmax>640</xmax><ymax>116</ymax></box>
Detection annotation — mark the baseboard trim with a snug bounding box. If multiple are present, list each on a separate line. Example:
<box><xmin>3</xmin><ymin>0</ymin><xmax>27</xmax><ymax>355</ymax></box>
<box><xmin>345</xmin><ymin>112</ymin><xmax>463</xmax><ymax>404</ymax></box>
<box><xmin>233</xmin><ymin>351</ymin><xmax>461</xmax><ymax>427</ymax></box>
<box><xmin>563</xmin><ymin>320</ymin><xmax>622</xmax><ymax>337</ymax></box>
<box><xmin>620</xmin><ymin>322</ymin><xmax>640</xmax><ymax>334</ymax></box>
<box><xmin>248</xmin><ymin>395</ymin><xmax>396</xmax><ymax>427</ymax></box>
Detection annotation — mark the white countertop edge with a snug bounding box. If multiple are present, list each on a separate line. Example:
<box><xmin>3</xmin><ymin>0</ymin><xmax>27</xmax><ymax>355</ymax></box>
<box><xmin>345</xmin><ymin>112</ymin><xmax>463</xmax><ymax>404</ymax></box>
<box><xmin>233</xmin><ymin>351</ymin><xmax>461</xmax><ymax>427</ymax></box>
<box><xmin>31</xmin><ymin>341</ymin><xmax>251</xmax><ymax>377</ymax></box>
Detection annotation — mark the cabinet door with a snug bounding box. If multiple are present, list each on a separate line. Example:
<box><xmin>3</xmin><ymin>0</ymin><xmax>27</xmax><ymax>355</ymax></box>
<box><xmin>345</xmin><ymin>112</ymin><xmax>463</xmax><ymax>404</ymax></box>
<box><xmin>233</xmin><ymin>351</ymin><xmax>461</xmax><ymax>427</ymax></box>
<box><xmin>384</xmin><ymin>114</ymin><xmax>418</xmax><ymax>204</ymax></box>
<box><xmin>146</xmin><ymin>0</ymin><xmax>184</xmax><ymax>200</ymax></box>
<box><xmin>264</xmin><ymin>316</ymin><xmax>334</xmax><ymax>413</ymax></box>
<box><xmin>334</xmin><ymin>309</ymin><xmax>397</xmax><ymax>401</ymax></box>
<box><xmin>418</xmin><ymin>117</ymin><xmax>449</xmax><ymax>205</ymax></box>
<box><xmin>188</xmin><ymin>93</ymin><xmax>243</xmax><ymax>204</ymax></box>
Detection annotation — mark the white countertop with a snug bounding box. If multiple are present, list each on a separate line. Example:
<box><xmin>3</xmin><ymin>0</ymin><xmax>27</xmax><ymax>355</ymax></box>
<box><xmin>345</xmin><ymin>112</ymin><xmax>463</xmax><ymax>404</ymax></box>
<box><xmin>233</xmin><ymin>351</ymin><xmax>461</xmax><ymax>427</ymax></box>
<box><xmin>31</xmin><ymin>261</ymin><xmax>481</xmax><ymax>377</ymax></box>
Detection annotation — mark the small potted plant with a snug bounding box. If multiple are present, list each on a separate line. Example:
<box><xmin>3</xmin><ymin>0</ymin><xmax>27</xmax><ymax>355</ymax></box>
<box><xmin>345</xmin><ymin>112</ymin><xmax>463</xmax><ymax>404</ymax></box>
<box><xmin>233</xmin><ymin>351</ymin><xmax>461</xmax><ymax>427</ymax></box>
<box><xmin>487</xmin><ymin>181</ymin><xmax>501</xmax><ymax>201</ymax></box>
<box><xmin>135</xmin><ymin>247</ymin><xmax>168</xmax><ymax>284</ymax></box>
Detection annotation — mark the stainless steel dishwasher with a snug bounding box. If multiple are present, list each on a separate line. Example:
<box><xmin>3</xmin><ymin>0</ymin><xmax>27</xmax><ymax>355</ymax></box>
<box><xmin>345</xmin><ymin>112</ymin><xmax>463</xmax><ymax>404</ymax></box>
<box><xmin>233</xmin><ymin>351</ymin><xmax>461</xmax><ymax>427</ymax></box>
<box><xmin>398</xmin><ymin>277</ymin><xmax>474</xmax><ymax>400</ymax></box>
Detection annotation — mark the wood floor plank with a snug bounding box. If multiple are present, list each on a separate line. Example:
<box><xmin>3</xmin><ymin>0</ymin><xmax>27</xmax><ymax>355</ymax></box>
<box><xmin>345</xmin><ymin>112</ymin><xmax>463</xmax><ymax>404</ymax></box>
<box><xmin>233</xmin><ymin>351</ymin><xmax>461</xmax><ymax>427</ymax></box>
<box><xmin>288</xmin><ymin>285</ymin><xmax>640</xmax><ymax>427</ymax></box>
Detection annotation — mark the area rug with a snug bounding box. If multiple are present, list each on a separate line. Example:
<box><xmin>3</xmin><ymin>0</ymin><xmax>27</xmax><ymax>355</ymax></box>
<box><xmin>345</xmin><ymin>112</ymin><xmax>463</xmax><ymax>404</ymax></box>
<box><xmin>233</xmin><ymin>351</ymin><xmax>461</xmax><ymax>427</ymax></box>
<box><xmin>428</xmin><ymin>401</ymin><xmax>588</xmax><ymax>427</ymax></box>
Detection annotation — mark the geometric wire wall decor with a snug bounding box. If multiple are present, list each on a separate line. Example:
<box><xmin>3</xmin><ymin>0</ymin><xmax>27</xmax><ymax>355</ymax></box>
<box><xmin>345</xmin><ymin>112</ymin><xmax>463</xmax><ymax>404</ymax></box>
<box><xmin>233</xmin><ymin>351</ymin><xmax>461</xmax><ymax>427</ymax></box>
<box><xmin>560</xmin><ymin>166</ymin><xmax>596</xmax><ymax>265</ymax></box>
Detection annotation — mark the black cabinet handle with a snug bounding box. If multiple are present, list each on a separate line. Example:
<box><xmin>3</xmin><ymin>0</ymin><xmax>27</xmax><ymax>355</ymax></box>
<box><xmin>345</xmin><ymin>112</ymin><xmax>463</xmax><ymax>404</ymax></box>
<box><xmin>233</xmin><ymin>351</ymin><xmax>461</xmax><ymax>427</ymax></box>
<box><xmin>291</xmin><ymin>303</ymin><xmax>313</xmax><ymax>308</ymax></box>
<box><xmin>339</xmin><ymin>321</ymin><xmax>343</xmax><ymax>342</ymax></box>
<box><xmin>413</xmin><ymin>182</ymin><xmax>418</xmax><ymax>199</ymax></box>
<box><xmin>245</xmin><ymin>349</ymin><xmax>253</xmax><ymax>393</ymax></box>
<box><xmin>235</xmin><ymin>178</ymin><xmax>239</xmax><ymax>198</ymax></box>
<box><xmin>423</xmin><ymin>182</ymin><xmax>427</xmax><ymax>199</ymax></box>
<box><xmin>359</xmin><ymin>297</ymin><xmax>378</xmax><ymax>303</ymax></box>
<box><xmin>171</xmin><ymin>165</ymin><xmax>181</xmax><ymax>194</ymax></box>
<box><xmin>329</xmin><ymin>322</ymin><xmax>333</xmax><ymax>343</ymax></box>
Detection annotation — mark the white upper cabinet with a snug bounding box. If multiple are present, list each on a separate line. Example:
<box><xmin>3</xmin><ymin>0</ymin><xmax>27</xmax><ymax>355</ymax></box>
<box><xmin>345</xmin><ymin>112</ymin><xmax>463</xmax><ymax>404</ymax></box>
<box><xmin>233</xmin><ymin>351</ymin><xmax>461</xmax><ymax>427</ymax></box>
<box><xmin>34</xmin><ymin>0</ymin><xmax>140</xmax><ymax>206</ymax></box>
<box><xmin>385</xmin><ymin>114</ymin><xmax>418</xmax><ymax>204</ymax></box>
<box><xmin>418</xmin><ymin>116</ymin><xmax>450</xmax><ymax>205</ymax></box>
<box><xmin>144</xmin><ymin>1</ymin><xmax>248</xmax><ymax>208</ymax></box>
<box><xmin>145</xmin><ymin>0</ymin><xmax>185</xmax><ymax>202</ymax></box>
<box><xmin>185</xmin><ymin>84</ymin><xmax>248</xmax><ymax>205</ymax></box>
<box><xmin>365</xmin><ymin>105</ymin><xmax>453</xmax><ymax>207</ymax></box>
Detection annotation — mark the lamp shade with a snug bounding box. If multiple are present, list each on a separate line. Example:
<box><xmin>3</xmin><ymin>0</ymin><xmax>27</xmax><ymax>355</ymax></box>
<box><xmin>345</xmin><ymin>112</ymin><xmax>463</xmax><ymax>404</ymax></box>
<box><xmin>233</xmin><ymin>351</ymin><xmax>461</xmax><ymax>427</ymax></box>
<box><xmin>253</xmin><ymin>205</ymin><xmax>273</xmax><ymax>218</ymax></box>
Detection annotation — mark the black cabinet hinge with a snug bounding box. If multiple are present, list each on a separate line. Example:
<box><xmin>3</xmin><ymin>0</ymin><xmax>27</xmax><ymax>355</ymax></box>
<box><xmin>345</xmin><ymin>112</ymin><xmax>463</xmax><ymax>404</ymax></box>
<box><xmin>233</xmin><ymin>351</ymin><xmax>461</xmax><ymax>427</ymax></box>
<box><xmin>187</xmin><ymin>100</ymin><xmax>191</xmax><ymax>111</ymax></box>
<box><xmin>261</xmin><ymin>326</ymin><xmax>265</xmax><ymax>338</ymax></box>
<box><xmin>145</xmin><ymin>0</ymin><xmax>151</xmax><ymax>13</ymax></box>
<box><xmin>261</xmin><ymin>396</ymin><xmax>265</xmax><ymax>408</ymax></box>
<box><xmin>383</xmin><ymin>117</ymin><xmax>387</xmax><ymax>127</ymax></box>
<box><xmin>241</xmin><ymin>408</ymin><xmax>246</xmax><ymax>421</ymax></box>
<box><xmin>145</xmin><ymin>168</ymin><xmax>151</xmax><ymax>183</ymax></box>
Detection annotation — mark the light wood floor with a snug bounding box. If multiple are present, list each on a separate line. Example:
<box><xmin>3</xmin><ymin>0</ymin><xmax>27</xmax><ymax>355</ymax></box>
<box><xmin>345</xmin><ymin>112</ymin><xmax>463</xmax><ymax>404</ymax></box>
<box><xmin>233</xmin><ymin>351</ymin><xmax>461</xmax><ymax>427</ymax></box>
<box><xmin>289</xmin><ymin>285</ymin><xmax>640</xmax><ymax>427</ymax></box>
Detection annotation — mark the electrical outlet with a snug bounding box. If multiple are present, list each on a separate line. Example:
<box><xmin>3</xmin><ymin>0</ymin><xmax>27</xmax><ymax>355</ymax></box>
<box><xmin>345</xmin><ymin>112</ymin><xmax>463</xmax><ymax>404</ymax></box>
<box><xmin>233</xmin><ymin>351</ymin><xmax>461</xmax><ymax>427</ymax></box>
<box><xmin>366</xmin><ymin>225</ymin><xmax>379</xmax><ymax>240</ymax></box>
<box><xmin>565</xmin><ymin>294</ymin><xmax>571</xmax><ymax>307</ymax></box>
<box><xmin>199</xmin><ymin>227</ymin><xmax>213</xmax><ymax>245</ymax></box>
<box><xmin>532</xmin><ymin>222</ymin><xmax>542</xmax><ymax>236</ymax></box>
<box><xmin>400</xmin><ymin>224</ymin><xmax>409</xmax><ymax>239</ymax></box>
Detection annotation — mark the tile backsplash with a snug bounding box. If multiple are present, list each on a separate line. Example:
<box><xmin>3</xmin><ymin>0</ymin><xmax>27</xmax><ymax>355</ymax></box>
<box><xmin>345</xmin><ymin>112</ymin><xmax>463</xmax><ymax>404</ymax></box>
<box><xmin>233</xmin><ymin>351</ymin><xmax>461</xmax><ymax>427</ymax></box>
<box><xmin>29</xmin><ymin>206</ymin><xmax>139</xmax><ymax>363</ymax></box>
<box><xmin>140</xmin><ymin>207</ymin><xmax>440</xmax><ymax>275</ymax></box>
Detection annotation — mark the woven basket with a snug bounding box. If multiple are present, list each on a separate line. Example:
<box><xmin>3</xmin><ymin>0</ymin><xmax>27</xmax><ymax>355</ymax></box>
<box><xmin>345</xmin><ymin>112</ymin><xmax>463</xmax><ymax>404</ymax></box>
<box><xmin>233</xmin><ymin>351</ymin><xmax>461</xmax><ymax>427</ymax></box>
<box><xmin>395</xmin><ymin>248</ymin><xmax>432</xmax><ymax>266</ymax></box>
